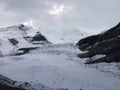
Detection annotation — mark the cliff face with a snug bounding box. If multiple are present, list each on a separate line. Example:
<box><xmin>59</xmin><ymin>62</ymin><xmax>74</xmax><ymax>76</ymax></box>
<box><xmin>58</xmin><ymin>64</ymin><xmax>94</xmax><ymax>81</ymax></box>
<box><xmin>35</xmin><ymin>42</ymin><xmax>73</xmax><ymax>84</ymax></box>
<box><xmin>77</xmin><ymin>23</ymin><xmax>120</xmax><ymax>64</ymax></box>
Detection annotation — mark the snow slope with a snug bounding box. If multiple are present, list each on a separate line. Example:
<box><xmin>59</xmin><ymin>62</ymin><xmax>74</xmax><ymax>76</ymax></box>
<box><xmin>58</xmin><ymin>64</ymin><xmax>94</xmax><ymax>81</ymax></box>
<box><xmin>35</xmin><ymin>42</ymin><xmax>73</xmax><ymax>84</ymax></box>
<box><xmin>0</xmin><ymin>43</ymin><xmax>120</xmax><ymax>90</ymax></box>
<box><xmin>0</xmin><ymin>25</ymin><xmax>30</xmax><ymax>54</ymax></box>
<box><xmin>0</xmin><ymin>25</ymin><xmax>46</xmax><ymax>55</ymax></box>
<box><xmin>38</xmin><ymin>27</ymin><xmax>88</xmax><ymax>44</ymax></box>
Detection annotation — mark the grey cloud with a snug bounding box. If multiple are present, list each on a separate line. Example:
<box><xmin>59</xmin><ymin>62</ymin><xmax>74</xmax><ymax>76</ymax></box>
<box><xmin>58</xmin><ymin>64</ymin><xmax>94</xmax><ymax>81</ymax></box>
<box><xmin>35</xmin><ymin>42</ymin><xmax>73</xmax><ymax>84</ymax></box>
<box><xmin>0</xmin><ymin>0</ymin><xmax>120</xmax><ymax>33</ymax></box>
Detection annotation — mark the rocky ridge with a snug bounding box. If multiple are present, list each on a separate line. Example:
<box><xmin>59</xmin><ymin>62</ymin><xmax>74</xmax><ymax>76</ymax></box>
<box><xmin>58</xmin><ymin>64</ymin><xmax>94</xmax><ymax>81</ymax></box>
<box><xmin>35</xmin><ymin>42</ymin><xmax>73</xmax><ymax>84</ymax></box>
<box><xmin>77</xmin><ymin>23</ymin><xmax>120</xmax><ymax>64</ymax></box>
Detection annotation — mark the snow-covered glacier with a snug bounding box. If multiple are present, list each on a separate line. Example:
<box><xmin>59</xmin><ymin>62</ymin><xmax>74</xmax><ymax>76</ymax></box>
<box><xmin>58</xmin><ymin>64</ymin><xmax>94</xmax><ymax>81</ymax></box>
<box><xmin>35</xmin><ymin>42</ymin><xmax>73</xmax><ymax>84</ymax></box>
<box><xmin>0</xmin><ymin>24</ymin><xmax>120</xmax><ymax>90</ymax></box>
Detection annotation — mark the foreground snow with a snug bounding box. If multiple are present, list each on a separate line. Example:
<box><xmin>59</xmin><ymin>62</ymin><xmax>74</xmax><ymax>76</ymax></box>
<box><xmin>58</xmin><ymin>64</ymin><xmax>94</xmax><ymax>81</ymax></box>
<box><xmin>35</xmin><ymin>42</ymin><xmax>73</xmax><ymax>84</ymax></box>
<box><xmin>0</xmin><ymin>43</ymin><xmax>120</xmax><ymax>90</ymax></box>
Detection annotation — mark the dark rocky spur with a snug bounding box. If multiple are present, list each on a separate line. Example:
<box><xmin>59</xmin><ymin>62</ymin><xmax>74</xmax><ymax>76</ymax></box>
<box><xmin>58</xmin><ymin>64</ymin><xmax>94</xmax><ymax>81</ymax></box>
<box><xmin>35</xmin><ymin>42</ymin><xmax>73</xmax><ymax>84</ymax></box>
<box><xmin>77</xmin><ymin>22</ymin><xmax>120</xmax><ymax>64</ymax></box>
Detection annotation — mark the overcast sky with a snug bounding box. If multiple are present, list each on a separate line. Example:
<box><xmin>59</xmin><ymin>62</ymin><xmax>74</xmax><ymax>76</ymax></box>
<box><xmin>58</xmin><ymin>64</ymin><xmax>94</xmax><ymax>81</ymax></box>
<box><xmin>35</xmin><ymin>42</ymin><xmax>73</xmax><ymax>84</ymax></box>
<box><xmin>0</xmin><ymin>0</ymin><xmax>120</xmax><ymax>33</ymax></box>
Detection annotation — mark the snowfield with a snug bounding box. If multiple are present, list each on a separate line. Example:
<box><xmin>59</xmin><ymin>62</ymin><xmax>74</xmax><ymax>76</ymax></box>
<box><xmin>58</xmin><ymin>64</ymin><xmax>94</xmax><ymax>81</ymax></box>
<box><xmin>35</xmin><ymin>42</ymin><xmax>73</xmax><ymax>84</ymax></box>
<box><xmin>0</xmin><ymin>43</ymin><xmax>120</xmax><ymax>90</ymax></box>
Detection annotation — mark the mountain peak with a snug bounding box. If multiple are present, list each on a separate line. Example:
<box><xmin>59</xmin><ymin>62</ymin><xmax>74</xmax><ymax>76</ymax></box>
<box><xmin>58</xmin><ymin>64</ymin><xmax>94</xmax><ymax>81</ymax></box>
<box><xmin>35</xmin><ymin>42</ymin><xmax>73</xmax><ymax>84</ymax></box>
<box><xmin>1</xmin><ymin>24</ymin><xmax>33</xmax><ymax>31</ymax></box>
<box><xmin>18</xmin><ymin>24</ymin><xmax>31</xmax><ymax>31</ymax></box>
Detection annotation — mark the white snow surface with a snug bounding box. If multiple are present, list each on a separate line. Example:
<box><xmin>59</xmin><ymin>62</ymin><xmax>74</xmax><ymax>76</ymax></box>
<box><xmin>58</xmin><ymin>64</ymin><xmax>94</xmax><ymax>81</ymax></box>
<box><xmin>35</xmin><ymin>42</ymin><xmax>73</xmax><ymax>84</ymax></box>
<box><xmin>38</xmin><ymin>27</ymin><xmax>89</xmax><ymax>44</ymax></box>
<box><xmin>0</xmin><ymin>25</ymin><xmax>41</xmax><ymax>55</ymax></box>
<box><xmin>0</xmin><ymin>43</ymin><xmax>120</xmax><ymax>90</ymax></box>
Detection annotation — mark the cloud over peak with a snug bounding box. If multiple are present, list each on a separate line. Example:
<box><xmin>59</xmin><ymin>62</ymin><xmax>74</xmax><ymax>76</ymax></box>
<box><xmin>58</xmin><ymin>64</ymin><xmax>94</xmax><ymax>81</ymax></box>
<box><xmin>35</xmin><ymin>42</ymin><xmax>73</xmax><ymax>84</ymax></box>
<box><xmin>0</xmin><ymin>0</ymin><xmax>120</xmax><ymax>33</ymax></box>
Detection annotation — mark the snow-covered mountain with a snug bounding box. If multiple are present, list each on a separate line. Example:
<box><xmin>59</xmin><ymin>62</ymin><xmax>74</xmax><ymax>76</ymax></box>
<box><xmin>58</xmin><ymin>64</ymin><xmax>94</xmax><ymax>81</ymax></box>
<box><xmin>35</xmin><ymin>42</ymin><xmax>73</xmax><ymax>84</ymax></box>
<box><xmin>38</xmin><ymin>27</ymin><xmax>89</xmax><ymax>44</ymax></box>
<box><xmin>0</xmin><ymin>24</ymin><xmax>49</xmax><ymax>55</ymax></box>
<box><xmin>0</xmin><ymin>24</ymin><xmax>88</xmax><ymax>55</ymax></box>
<box><xmin>0</xmin><ymin>24</ymin><xmax>120</xmax><ymax>90</ymax></box>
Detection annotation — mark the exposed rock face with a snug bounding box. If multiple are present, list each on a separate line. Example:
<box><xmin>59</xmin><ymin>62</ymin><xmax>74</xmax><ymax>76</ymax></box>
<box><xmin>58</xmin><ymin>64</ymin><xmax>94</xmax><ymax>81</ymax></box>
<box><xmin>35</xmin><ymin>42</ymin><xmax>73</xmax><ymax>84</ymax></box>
<box><xmin>0</xmin><ymin>39</ymin><xmax>1</xmax><ymax>45</ymax></box>
<box><xmin>0</xmin><ymin>75</ymin><xmax>27</xmax><ymax>90</ymax></box>
<box><xmin>0</xmin><ymin>84</ymin><xmax>25</xmax><ymax>90</ymax></box>
<box><xmin>77</xmin><ymin>23</ymin><xmax>120</xmax><ymax>64</ymax></box>
<box><xmin>18</xmin><ymin>24</ymin><xmax>29</xmax><ymax>31</ymax></box>
<box><xmin>8</xmin><ymin>38</ymin><xmax>19</xmax><ymax>46</ymax></box>
<box><xmin>15</xmin><ymin>47</ymin><xmax>39</xmax><ymax>55</ymax></box>
<box><xmin>31</xmin><ymin>32</ymin><xmax>48</xmax><ymax>42</ymax></box>
<box><xmin>31</xmin><ymin>32</ymin><xmax>49</xmax><ymax>44</ymax></box>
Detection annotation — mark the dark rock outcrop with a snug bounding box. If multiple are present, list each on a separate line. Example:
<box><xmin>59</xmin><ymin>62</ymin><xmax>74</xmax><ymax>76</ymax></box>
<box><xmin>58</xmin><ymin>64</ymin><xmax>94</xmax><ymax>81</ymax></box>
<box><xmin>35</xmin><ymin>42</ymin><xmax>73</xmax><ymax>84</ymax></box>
<box><xmin>31</xmin><ymin>32</ymin><xmax>48</xmax><ymax>42</ymax></box>
<box><xmin>15</xmin><ymin>47</ymin><xmax>39</xmax><ymax>55</ymax></box>
<box><xmin>77</xmin><ymin>22</ymin><xmax>120</xmax><ymax>64</ymax></box>
<box><xmin>0</xmin><ymin>75</ymin><xmax>28</xmax><ymax>90</ymax></box>
<box><xmin>18</xmin><ymin>24</ymin><xmax>29</xmax><ymax>31</ymax></box>
<box><xmin>31</xmin><ymin>32</ymin><xmax>49</xmax><ymax>44</ymax></box>
<box><xmin>8</xmin><ymin>38</ymin><xmax>19</xmax><ymax>46</ymax></box>
<box><xmin>0</xmin><ymin>39</ymin><xmax>2</xmax><ymax>45</ymax></box>
<box><xmin>0</xmin><ymin>84</ymin><xmax>25</xmax><ymax>90</ymax></box>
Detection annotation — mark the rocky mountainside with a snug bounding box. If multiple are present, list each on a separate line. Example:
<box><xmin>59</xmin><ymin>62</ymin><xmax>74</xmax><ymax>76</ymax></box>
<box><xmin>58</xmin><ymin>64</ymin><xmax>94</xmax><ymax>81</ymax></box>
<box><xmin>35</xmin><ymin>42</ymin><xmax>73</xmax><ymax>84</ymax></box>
<box><xmin>77</xmin><ymin>23</ymin><xmax>120</xmax><ymax>64</ymax></box>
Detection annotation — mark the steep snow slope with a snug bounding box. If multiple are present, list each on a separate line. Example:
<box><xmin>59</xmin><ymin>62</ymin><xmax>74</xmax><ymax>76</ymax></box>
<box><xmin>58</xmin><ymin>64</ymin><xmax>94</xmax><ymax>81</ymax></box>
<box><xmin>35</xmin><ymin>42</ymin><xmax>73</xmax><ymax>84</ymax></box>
<box><xmin>0</xmin><ymin>25</ymin><xmax>30</xmax><ymax>54</ymax></box>
<box><xmin>38</xmin><ymin>27</ymin><xmax>88</xmax><ymax>44</ymax></box>
<box><xmin>0</xmin><ymin>24</ymin><xmax>48</xmax><ymax>55</ymax></box>
<box><xmin>0</xmin><ymin>43</ymin><xmax>120</xmax><ymax>90</ymax></box>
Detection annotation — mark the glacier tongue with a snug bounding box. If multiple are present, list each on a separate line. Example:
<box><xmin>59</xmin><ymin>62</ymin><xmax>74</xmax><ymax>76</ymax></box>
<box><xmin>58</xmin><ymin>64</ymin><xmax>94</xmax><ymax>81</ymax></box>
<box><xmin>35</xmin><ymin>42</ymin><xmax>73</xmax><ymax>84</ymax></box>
<box><xmin>0</xmin><ymin>43</ymin><xmax>120</xmax><ymax>90</ymax></box>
